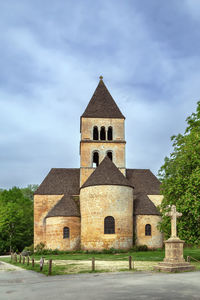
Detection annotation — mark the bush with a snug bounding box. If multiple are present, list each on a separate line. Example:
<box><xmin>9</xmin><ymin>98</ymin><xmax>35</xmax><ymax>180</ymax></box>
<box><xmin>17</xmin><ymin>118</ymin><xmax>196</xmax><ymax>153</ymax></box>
<box><xmin>22</xmin><ymin>244</ymin><xmax>34</xmax><ymax>255</ymax></box>
<box><xmin>130</xmin><ymin>245</ymin><xmax>148</xmax><ymax>252</ymax></box>
<box><xmin>34</xmin><ymin>242</ymin><xmax>46</xmax><ymax>254</ymax></box>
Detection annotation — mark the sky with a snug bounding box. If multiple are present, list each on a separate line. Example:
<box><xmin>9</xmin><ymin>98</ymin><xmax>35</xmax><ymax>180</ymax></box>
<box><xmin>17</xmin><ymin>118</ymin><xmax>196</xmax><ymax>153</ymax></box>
<box><xmin>1</xmin><ymin>0</ymin><xmax>200</xmax><ymax>189</ymax></box>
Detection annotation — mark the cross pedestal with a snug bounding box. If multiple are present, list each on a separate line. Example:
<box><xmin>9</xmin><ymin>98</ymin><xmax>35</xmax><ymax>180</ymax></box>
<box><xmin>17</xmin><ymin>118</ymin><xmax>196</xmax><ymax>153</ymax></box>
<box><xmin>155</xmin><ymin>205</ymin><xmax>195</xmax><ymax>272</ymax></box>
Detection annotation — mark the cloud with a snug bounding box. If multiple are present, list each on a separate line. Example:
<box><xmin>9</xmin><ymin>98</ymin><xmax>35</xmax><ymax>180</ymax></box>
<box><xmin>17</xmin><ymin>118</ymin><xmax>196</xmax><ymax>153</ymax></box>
<box><xmin>0</xmin><ymin>0</ymin><xmax>200</xmax><ymax>188</ymax></box>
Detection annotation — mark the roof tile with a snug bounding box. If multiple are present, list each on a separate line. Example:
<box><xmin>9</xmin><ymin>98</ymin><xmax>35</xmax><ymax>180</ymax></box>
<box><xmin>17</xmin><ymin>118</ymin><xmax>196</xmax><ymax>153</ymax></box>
<box><xmin>81</xmin><ymin>79</ymin><xmax>125</xmax><ymax>119</ymax></box>
<box><xmin>81</xmin><ymin>156</ymin><xmax>133</xmax><ymax>189</ymax></box>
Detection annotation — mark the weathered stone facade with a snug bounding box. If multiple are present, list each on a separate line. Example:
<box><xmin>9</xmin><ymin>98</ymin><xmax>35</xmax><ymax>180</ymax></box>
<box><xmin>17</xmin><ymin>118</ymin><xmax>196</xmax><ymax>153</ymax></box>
<box><xmin>34</xmin><ymin>77</ymin><xmax>163</xmax><ymax>251</ymax></box>
<box><xmin>34</xmin><ymin>194</ymin><xmax>63</xmax><ymax>246</ymax></box>
<box><xmin>45</xmin><ymin>216</ymin><xmax>80</xmax><ymax>250</ymax></box>
<box><xmin>135</xmin><ymin>215</ymin><xmax>163</xmax><ymax>249</ymax></box>
<box><xmin>80</xmin><ymin>117</ymin><xmax>126</xmax><ymax>186</ymax></box>
<box><xmin>80</xmin><ymin>185</ymin><xmax>133</xmax><ymax>250</ymax></box>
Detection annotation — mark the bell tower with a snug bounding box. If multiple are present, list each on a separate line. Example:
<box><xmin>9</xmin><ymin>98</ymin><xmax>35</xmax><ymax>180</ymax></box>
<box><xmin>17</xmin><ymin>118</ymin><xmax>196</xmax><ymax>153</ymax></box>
<box><xmin>80</xmin><ymin>76</ymin><xmax>126</xmax><ymax>186</ymax></box>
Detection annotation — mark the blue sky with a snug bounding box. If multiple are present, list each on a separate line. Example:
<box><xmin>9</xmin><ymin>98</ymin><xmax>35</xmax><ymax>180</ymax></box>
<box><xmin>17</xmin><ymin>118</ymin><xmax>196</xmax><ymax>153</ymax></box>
<box><xmin>1</xmin><ymin>0</ymin><xmax>200</xmax><ymax>189</ymax></box>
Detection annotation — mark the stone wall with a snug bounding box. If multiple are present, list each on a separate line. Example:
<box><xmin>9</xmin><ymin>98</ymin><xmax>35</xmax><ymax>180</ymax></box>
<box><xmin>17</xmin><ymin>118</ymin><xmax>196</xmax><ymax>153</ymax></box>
<box><xmin>45</xmin><ymin>216</ymin><xmax>81</xmax><ymax>250</ymax></box>
<box><xmin>80</xmin><ymin>142</ymin><xmax>126</xmax><ymax>168</ymax></box>
<box><xmin>81</xmin><ymin>118</ymin><xmax>125</xmax><ymax>141</ymax></box>
<box><xmin>80</xmin><ymin>185</ymin><xmax>133</xmax><ymax>250</ymax></box>
<box><xmin>135</xmin><ymin>215</ymin><xmax>163</xmax><ymax>248</ymax></box>
<box><xmin>80</xmin><ymin>117</ymin><xmax>126</xmax><ymax>186</ymax></box>
<box><xmin>34</xmin><ymin>194</ymin><xmax>63</xmax><ymax>247</ymax></box>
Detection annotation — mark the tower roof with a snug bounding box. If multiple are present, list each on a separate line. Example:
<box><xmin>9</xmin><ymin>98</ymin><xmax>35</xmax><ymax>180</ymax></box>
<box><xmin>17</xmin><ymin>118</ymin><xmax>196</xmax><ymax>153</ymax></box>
<box><xmin>81</xmin><ymin>77</ymin><xmax>125</xmax><ymax>119</ymax></box>
<box><xmin>81</xmin><ymin>156</ymin><xmax>133</xmax><ymax>189</ymax></box>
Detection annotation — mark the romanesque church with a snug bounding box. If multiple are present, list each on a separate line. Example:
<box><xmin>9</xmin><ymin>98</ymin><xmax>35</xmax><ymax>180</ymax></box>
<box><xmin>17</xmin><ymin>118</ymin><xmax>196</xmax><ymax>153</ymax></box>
<box><xmin>34</xmin><ymin>77</ymin><xmax>163</xmax><ymax>250</ymax></box>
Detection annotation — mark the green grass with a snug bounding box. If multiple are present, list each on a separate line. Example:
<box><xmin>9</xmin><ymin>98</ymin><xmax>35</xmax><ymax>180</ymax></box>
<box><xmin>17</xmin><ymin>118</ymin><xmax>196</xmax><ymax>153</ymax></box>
<box><xmin>0</xmin><ymin>257</ymin><xmax>113</xmax><ymax>275</ymax></box>
<box><xmin>29</xmin><ymin>247</ymin><xmax>200</xmax><ymax>262</ymax></box>
<box><xmin>30</xmin><ymin>250</ymin><xmax>165</xmax><ymax>261</ymax></box>
<box><xmin>0</xmin><ymin>248</ymin><xmax>199</xmax><ymax>276</ymax></box>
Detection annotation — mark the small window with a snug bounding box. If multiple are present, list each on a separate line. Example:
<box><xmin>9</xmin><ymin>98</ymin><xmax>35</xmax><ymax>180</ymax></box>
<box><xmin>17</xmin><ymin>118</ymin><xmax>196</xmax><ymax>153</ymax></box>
<box><xmin>104</xmin><ymin>216</ymin><xmax>115</xmax><ymax>234</ymax></box>
<box><xmin>63</xmin><ymin>227</ymin><xmax>70</xmax><ymax>239</ymax></box>
<box><xmin>107</xmin><ymin>126</ymin><xmax>113</xmax><ymax>140</ymax></box>
<box><xmin>93</xmin><ymin>151</ymin><xmax>99</xmax><ymax>167</ymax></box>
<box><xmin>100</xmin><ymin>127</ymin><xmax>106</xmax><ymax>140</ymax></box>
<box><xmin>107</xmin><ymin>151</ymin><xmax>112</xmax><ymax>161</ymax></box>
<box><xmin>145</xmin><ymin>224</ymin><xmax>151</xmax><ymax>236</ymax></box>
<box><xmin>93</xmin><ymin>126</ymin><xmax>99</xmax><ymax>140</ymax></box>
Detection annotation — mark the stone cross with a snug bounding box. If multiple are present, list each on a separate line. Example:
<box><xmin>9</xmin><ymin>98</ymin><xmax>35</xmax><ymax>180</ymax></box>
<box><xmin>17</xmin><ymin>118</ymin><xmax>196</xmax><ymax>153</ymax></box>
<box><xmin>165</xmin><ymin>205</ymin><xmax>182</xmax><ymax>238</ymax></box>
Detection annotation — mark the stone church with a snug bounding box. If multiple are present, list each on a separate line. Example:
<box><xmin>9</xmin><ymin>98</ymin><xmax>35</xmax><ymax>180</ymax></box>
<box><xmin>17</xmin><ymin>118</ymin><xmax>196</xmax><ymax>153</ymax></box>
<box><xmin>34</xmin><ymin>77</ymin><xmax>163</xmax><ymax>251</ymax></box>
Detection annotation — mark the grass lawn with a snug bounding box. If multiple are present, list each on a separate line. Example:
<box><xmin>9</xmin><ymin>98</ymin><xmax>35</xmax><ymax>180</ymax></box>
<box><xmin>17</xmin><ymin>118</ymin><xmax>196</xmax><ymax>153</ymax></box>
<box><xmin>0</xmin><ymin>248</ymin><xmax>199</xmax><ymax>276</ymax></box>
<box><xmin>28</xmin><ymin>247</ymin><xmax>200</xmax><ymax>262</ymax></box>
<box><xmin>31</xmin><ymin>250</ymin><xmax>165</xmax><ymax>261</ymax></box>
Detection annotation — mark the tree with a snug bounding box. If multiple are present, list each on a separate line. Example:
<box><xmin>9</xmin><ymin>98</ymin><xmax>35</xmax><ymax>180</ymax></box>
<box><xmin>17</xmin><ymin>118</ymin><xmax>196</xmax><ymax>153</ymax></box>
<box><xmin>158</xmin><ymin>101</ymin><xmax>200</xmax><ymax>245</ymax></box>
<box><xmin>0</xmin><ymin>186</ymin><xmax>34</xmax><ymax>254</ymax></box>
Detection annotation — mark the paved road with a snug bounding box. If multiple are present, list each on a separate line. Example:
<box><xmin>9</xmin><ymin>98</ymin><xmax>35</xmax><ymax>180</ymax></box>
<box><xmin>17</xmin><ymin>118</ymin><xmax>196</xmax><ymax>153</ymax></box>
<box><xmin>0</xmin><ymin>261</ymin><xmax>200</xmax><ymax>300</ymax></box>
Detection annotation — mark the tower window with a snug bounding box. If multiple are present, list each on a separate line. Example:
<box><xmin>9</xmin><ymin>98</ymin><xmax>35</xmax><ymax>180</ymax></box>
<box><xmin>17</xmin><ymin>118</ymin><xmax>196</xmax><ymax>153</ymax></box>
<box><xmin>100</xmin><ymin>127</ymin><xmax>106</xmax><ymax>140</ymax></box>
<box><xmin>63</xmin><ymin>227</ymin><xmax>70</xmax><ymax>239</ymax></box>
<box><xmin>93</xmin><ymin>151</ymin><xmax>99</xmax><ymax>167</ymax></box>
<box><xmin>107</xmin><ymin>151</ymin><xmax>113</xmax><ymax>161</ymax></box>
<box><xmin>107</xmin><ymin>126</ymin><xmax>113</xmax><ymax>140</ymax></box>
<box><xmin>93</xmin><ymin>126</ymin><xmax>99</xmax><ymax>140</ymax></box>
<box><xmin>145</xmin><ymin>224</ymin><xmax>151</xmax><ymax>236</ymax></box>
<box><xmin>104</xmin><ymin>216</ymin><xmax>115</xmax><ymax>234</ymax></box>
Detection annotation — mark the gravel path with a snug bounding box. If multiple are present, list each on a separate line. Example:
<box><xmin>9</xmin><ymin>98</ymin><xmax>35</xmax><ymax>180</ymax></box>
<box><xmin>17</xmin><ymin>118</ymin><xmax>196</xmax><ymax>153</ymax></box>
<box><xmin>53</xmin><ymin>259</ymin><xmax>157</xmax><ymax>272</ymax></box>
<box><xmin>0</xmin><ymin>261</ymin><xmax>23</xmax><ymax>272</ymax></box>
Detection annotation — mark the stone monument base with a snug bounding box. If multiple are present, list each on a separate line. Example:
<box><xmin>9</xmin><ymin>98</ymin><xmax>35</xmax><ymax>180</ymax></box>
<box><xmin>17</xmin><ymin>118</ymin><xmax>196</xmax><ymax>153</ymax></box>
<box><xmin>154</xmin><ymin>237</ymin><xmax>195</xmax><ymax>272</ymax></box>
<box><xmin>155</xmin><ymin>261</ymin><xmax>195</xmax><ymax>272</ymax></box>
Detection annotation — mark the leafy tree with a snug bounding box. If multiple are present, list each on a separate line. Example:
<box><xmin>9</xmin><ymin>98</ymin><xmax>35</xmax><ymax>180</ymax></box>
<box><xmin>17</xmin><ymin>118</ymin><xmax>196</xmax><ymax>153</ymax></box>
<box><xmin>0</xmin><ymin>186</ymin><xmax>34</xmax><ymax>254</ymax></box>
<box><xmin>21</xmin><ymin>184</ymin><xmax>38</xmax><ymax>201</ymax></box>
<box><xmin>158</xmin><ymin>101</ymin><xmax>200</xmax><ymax>245</ymax></box>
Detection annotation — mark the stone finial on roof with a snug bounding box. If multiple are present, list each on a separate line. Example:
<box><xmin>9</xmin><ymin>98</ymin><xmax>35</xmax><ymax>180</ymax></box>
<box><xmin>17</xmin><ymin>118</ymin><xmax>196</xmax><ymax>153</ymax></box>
<box><xmin>99</xmin><ymin>75</ymin><xmax>103</xmax><ymax>80</ymax></box>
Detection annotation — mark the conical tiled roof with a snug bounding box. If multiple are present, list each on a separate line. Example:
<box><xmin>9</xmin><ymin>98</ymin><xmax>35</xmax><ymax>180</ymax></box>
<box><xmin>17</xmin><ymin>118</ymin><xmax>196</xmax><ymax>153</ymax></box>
<box><xmin>81</xmin><ymin>156</ymin><xmax>133</xmax><ymax>189</ymax></box>
<box><xmin>81</xmin><ymin>78</ymin><xmax>125</xmax><ymax>119</ymax></box>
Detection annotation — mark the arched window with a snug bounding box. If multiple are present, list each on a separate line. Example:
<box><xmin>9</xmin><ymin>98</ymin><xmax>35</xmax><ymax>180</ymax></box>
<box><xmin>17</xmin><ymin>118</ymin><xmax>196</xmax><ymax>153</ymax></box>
<box><xmin>107</xmin><ymin>126</ymin><xmax>113</xmax><ymax>140</ymax></box>
<box><xmin>63</xmin><ymin>227</ymin><xmax>70</xmax><ymax>239</ymax></box>
<box><xmin>107</xmin><ymin>151</ymin><xmax>112</xmax><ymax>161</ymax></box>
<box><xmin>93</xmin><ymin>151</ymin><xmax>99</xmax><ymax>167</ymax></box>
<box><xmin>100</xmin><ymin>126</ymin><xmax>106</xmax><ymax>140</ymax></box>
<box><xmin>104</xmin><ymin>216</ymin><xmax>115</xmax><ymax>234</ymax></box>
<box><xmin>145</xmin><ymin>224</ymin><xmax>151</xmax><ymax>236</ymax></box>
<box><xmin>93</xmin><ymin>126</ymin><xmax>99</xmax><ymax>140</ymax></box>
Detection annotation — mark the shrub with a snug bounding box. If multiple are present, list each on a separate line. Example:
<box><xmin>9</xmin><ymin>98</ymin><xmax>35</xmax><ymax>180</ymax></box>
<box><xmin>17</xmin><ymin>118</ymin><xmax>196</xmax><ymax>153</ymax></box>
<box><xmin>130</xmin><ymin>245</ymin><xmax>148</xmax><ymax>252</ymax></box>
<box><xmin>34</xmin><ymin>242</ymin><xmax>46</xmax><ymax>254</ymax></box>
<box><xmin>22</xmin><ymin>244</ymin><xmax>34</xmax><ymax>255</ymax></box>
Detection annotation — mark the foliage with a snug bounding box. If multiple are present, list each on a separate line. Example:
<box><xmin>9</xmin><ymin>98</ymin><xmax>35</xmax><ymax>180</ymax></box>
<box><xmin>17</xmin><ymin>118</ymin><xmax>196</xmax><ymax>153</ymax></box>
<box><xmin>0</xmin><ymin>186</ymin><xmax>34</xmax><ymax>254</ymax></box>
<box><xmin>131</xmin><ymin>245</ymin><xmax>148</xmax><ymax>251</ymax></box>
<box><xmin>33</xmin><ymin>246</ymin><xmax>143</xmax><ymax>256</ymax></box>
<box><xmin>158</xmin><ymin>101</ymin><xmax>200</xmax><ymax>244</ymax></box>
<box><xmin>23</xmin><ymin>244</ymin><xmax>34</xmax><ymax>255</ymax></box>
<box><xmin>21</xmin><ymin>184</ymin><xmax>38</xmax><ymax>201</ymax></box>
<box><xmin>34</xmin><ymin>242</ymin><xmax>46</xmax><ymax>254</ymax></box>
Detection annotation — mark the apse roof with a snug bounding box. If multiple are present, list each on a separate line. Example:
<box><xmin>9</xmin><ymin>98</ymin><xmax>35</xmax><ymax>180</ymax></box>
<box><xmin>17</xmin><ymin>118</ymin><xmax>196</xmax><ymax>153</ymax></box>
<box><xmin>35</xmin><ymin>166</ymin><xmax>161</xmax><ymax>216</ymax></box>
<box><xmin>81</xmin><ymin>156</ymin><xmax>133</xmax><ymax>189</ymax></box>
<box><xmin>45</xmin><ymin>194</ymin><xmax>80</xmax><ymax>218</ymax></box>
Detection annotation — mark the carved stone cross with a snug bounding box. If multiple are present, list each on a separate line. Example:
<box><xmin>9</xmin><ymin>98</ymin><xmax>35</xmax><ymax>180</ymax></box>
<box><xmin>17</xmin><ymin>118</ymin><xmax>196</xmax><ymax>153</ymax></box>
<box><xmin>165</xmin><ymin>205</ymin><xmax>182</xmax><ymax>238</ymax></box>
